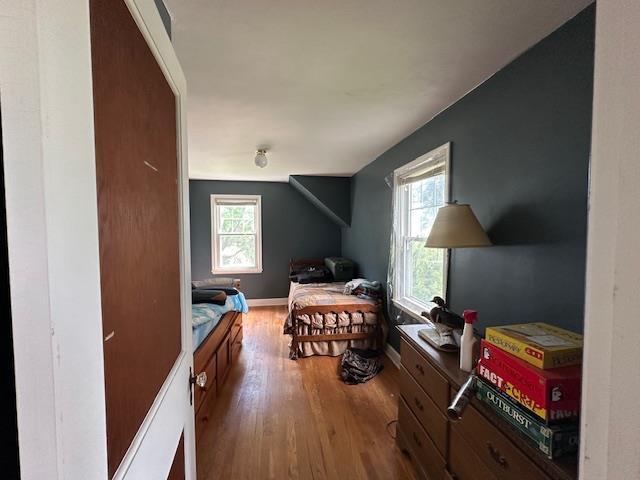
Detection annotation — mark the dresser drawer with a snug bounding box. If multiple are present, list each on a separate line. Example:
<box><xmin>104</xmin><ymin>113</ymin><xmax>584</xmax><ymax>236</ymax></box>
<box><xmin>231</xmin><ymin>313</ymin><xmax>242</xmax><ymax>343</ymax></box>
<box><xmin>231</xmin><ymin>325</ymin><xmax>243</xmax><ymax>360</ymax></box>
<box><xmin>195</xmin><ymin>374</ymin><xmax>218</xmax><ymax>440</ymax></box>
<box><xmin>398</xmin><ymin>398</ymin><xmax>446</xmax><ymax>480</ymax></box>
<box><xmin>399</xmin><ymin>365</ymin><xmax>447</xmax><ymax>455</ymax></box>
<box><xmin>449</xmin><ymin>425</ymin><xmax>497</xmax><ymax>480</ymax></box>
<box><xmin>216</xmin><ymin>332</ymin><xmax>231</xmax><ymax>389</ymax></box>
<box><xmin>456</xmin><ymin>403</ymin><xmax>550</xmax><ymax>480</ymax></box>
<box><xmin>401</xmin><ymin>338</ymin><xmax>449</xmax><ymax>411</ymax></box>
<box><xmin>194</xmin><ymin>354</ymin><xmax>217</xmax><ymax>413</ymax></box>
<box><xmin>194</xmin><ymin>335</ymin><xmax>216</xmax><ymax>374</ymax></box>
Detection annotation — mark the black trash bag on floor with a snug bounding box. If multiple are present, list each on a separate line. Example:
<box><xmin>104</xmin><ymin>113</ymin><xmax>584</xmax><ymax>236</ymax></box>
<box><xmin>339</xmin><ymin>348</ymin><xmax>383</xmax><ymax>384</ymax></box>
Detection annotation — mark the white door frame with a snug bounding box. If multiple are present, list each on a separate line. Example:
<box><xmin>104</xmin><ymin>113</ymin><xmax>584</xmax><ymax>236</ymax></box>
<box><xmin>0</xmin><ymin>0</ymin><xmax>194</xmax><ymax>478</ymax></box>
<box><xmin>579</xmin><ymin>1</ymin><xmax>640</xmax><ymax>479</ymax></box>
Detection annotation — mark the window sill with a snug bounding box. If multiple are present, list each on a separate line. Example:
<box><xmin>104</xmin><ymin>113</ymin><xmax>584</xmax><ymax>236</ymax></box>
<box><xmin>392</xmin><ymin>298</ymin><xmax>433</xmax><ymax>324</ymax></box>
<box><xmin>212</xmin><ymin>268</ymin><xmax>263</xmax><ymax>275</ymax></box>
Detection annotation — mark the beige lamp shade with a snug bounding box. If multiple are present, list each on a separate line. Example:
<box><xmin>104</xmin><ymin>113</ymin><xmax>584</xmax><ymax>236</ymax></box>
<box><xmin>425</xmin><ymin>203</ymin><xmax>492</xmax><ymax>248</ymax></box>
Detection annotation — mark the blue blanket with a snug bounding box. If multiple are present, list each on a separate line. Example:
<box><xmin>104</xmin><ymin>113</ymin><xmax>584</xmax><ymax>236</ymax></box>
<box><xmin>192</xmin><ymin>292</ymin><xmax>249</xmax><ymax>351</ymax></box>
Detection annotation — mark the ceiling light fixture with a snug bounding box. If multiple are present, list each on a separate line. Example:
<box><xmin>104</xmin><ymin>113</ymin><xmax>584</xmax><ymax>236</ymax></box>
<box><xmin>254</xmin><ymin>149</ymin><xmax>268</xmax><ymax>168</ymax></box>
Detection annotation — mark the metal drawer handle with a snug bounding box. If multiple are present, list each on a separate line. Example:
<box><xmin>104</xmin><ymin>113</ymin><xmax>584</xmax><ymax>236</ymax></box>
<box><xmin>412</xmin><ymin>432</ymin><xmax>423</xmax><ymax>448</ymax></box>
<box><xmin>414</xmin><ymin>397</ymin><xmax>424</xmax><ymax>411</ymax></box>
<box><xmin>486</xmin><ymin>442</ymin><xmax>508</xmax><ymax>468</ymax></box>
<box><xmin>415</xmin><ymin>364</ymin><xmax>425</xmax><ymax>375</ymax></box>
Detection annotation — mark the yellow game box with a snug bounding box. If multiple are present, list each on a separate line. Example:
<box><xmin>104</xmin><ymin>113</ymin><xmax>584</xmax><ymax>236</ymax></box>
<box><xmin>485</xmin><ymin>323</ymin><xmax>583</xmax><ymax>370</ymax></box>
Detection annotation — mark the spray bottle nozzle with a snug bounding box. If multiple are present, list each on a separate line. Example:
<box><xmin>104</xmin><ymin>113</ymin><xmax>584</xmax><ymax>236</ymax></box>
<box><xmin>462</xmin><ymin>310</ymin><xmax>477</xmax><ymax>324</ymax></box>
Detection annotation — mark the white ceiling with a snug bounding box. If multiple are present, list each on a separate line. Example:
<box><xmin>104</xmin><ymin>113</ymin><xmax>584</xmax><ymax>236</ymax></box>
<box><xmin>166</xmin><ymin>0</ymin><xmax>592</xmax><ymax>182</ymax></box>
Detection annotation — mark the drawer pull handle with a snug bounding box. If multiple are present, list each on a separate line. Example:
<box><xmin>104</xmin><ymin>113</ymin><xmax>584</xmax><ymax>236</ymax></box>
<box><xmin>415</xmin><ymin>364</ymin><xmax>425</xmax><ymax>375</ymax></box>
<box><xmin>412</xmin><ymin>432</ymin><xmax>422</xmax><ymax>448</ymax></box>
<box><xmin>414</xmin><ymin>397</ymin><xmax>424</xmax><ymax>411</ymax></box>
<box><xmin>486</xmin><ymin>442</ymin><xmax>508</xmax><ymax>468</ymax></box>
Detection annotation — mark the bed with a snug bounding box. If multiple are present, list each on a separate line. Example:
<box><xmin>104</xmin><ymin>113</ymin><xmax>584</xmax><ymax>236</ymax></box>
<box><xmin>192</xmin><ymin>292</ymin><xmax>248</xmax><ymax>351</ymax></box>
<box><xmin>284</xmin><ymin>259</ymin><xmax>385</xmax><ymax>359</ymax></box>
<box><xmin>191</xmin><ymin>279</ymin><xmax>248</xmax><ymax>439</ymax></box>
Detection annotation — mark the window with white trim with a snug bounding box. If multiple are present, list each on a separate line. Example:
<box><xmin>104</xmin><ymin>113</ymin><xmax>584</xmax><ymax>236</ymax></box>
<box><xmin>211</xmin><ymin>194</ymin><xmax>262</xmax><ymax>274</ymax></box>
<box><xmin>392</xmin><ymin>143</ymin><xmax>450</xmax><ymax>315</ymax></box>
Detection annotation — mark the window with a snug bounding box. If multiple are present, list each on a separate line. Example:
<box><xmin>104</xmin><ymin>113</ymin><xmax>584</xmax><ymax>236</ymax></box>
<box><xmin>392</xmin><ymin>143</ymin><xmax>450</xmax><ymax>316</ymax></box>
<box><xmin>211</xmin><ymin>194</ymin><xmax>262</xmax><ymax>274</ymax></box>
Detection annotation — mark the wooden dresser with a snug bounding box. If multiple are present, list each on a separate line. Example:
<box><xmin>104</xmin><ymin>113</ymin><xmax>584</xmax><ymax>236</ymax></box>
<box><xmin>396</xmin><ymin>324</ymin><xmax>577</xmax><ymax>480</ymax></box>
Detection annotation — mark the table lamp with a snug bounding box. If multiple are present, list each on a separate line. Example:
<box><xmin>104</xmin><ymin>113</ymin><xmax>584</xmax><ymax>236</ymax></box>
<box><xmin>418</xmin><ymin>202</ymin><xmax>491</xmax><ymax>351</ymax></box>
<box><xmin>425</xmin><ymin>202</ymin><xmax>492</xmax><ymax>248</ymax></box>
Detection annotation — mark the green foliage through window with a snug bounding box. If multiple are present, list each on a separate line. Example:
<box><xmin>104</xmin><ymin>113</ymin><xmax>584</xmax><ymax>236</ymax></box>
<box><xmin>395</xmin><ymin>159</ymin><xmax>448</xmax><ymax>308</ymax></box>
<box><xmin>213</xmin><ymin>199</ymin><xmax>260</xmax><ymax>271</ymax></box>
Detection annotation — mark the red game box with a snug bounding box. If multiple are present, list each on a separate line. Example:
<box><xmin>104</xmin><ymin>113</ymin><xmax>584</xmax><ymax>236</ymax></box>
<box><xmin>477</xmin><ymin>340</ymin><xmax>581</xmax><ymax>423</ymax></box>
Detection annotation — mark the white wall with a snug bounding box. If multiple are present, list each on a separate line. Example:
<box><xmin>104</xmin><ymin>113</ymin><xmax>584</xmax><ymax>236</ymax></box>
<box><xmin>580</xmin><ymin>1</ymin><xmax>640</xmax><ymax>479</ymax></box>
<box><xmin>0</xmin><ymin>1</ymin><xmax>59</xmax><ymax>476</ymax></box>
<box><xmin>0</xmin><ymin>1</ymin><xmax>108</xmax><ymax>478</ymax></box>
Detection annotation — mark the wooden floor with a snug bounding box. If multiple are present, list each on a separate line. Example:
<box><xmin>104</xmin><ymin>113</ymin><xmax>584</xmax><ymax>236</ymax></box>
<box><xmin>196</xmin><ymin>306</ymin><xmax>418</xmax><ymax>480</ymax></box>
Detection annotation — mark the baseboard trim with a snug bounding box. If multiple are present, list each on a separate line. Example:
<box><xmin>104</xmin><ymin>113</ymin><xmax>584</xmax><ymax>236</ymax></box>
<box><xmin>247</xmin><ymin>297</ymin><xmax>288</xmax><ymax>307</ymax></box>
<box><xmin>385</xmin><ymin>344</ymin><xmax>401</xmax><ymax>369</ymax></box>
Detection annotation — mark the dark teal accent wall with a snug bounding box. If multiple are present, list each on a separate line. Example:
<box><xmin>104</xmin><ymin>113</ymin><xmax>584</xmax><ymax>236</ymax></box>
<box><xmin>342</xmin><ymin>5</ymin><xmax>595</xmax><ymax>349</ymax></box>
<box><xmin>289</xmin><ymin>175</ymin><xmax>351</xmax><ymax>226</ymax></box>
<box><xmin>190</xmin><ymin>180</ymin><xmax>341</xmax><ymax>299</ymax></box>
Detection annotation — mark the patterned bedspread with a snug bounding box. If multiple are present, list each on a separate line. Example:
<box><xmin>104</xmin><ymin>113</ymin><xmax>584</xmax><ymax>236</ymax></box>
<box><xmin>288</xmin><ymin>281</ymin><xmax>375</xmax><ymax>310</ymax></box>
<box><xmin>192</xmin><ymin>292</ymin><xmax>249</xmax><ymax>351</ymax></box>
<box><xmin>285</xmin><ymin>282</ymin><xmax>383</xmax><ymax>358</ymax></box>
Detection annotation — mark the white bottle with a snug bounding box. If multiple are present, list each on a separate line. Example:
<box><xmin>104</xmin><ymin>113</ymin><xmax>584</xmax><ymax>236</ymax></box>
<box><xmin>459</xmin><ymin>310</ymin><xmax>477</xmax><ymax>372</ymax></box>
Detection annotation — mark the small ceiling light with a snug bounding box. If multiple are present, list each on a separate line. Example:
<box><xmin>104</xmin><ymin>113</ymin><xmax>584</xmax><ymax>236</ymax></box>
<box><xmin>255</xmin><ymin>149</ymin><xmax>268</xmax><ymax>168</ymax></box>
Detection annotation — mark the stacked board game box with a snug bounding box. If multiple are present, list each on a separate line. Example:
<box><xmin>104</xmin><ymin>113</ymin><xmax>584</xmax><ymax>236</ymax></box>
<box><xmin>477</xmin><ymin>339</ymin><xmax>581</xmax><ymax>422</ymax></box>
<box><xmin>484</xmin><ymin>322</ymin><xmax>582</xmax><ymax>369</ymax></box>
<box><xmin>475</xmin><ymin>322</ymin><xmax>583</xmax><ymax>459</ymax></box>
<box><xmin>476</xmin><ymin>380</ymin><xmax>579</xmax><ymax>459</ymax></box>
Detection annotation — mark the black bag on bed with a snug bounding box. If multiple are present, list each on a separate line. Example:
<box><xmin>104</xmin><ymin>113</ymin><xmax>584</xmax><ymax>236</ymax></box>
<box><xmin>339</xmin><ymin>348</ymin><xmax>383</xmax><ymax>384</ymax></box>
<box><xmin>192</xmin><ymin>289</ymin><xmax>227</xmax><ymax>305</ymax></box>
<box><xmin>194</xmin><ymin>286</ymin><xmax>239</xmax><ymax>296</ymax></box>
<box><xmin>289</xmin><ymin>265</ymin><xmax>332</xmax><ymax>284</ymax></box>
<box><xmin>191</xmin><ymin>279</ymin><xmax>239</xmax><ymax>295</ymax></box>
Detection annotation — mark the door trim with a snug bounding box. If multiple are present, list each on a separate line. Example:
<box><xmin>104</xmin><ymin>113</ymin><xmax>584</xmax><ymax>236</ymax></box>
<box><xmin>1</xmin><ymin>0</ymin><xmax>104</xmax><ymax>478</ymax></box>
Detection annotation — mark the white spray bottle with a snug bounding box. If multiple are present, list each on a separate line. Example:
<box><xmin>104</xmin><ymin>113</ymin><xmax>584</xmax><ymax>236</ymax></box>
<box><xmin>459</xmin><ymin>310</ymin><xmax>477</xmax><ymax>372</ymax></box>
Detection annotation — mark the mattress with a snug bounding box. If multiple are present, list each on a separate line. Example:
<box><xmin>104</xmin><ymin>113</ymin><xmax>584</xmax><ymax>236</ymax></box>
<box><xmin>192</xmin><ymin>292</ymin><xmax>248</xmax><ymax>351</ymax></box>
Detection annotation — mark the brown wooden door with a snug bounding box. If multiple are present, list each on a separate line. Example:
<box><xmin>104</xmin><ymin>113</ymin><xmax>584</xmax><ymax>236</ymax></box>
<box><xmin>90</xmin><ymin>0</ymin><xmax>193</xmax><ymax>477</ymax></box>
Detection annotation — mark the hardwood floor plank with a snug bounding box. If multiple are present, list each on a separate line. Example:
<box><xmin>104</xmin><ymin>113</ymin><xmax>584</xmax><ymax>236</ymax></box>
<box><xmin>196</xmin><ymin>306</ymin><xmax>417</xmax><ymax>480</ymax></box>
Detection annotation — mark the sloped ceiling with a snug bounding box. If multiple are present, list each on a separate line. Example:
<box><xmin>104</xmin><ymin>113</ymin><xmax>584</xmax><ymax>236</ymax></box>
<box><xmin>165</xmin><ymin>0</ymin><xmax>592</xmax><ymax>181</ymax></box>
<box><xmin>289</xmin><ymin>175</ymin><xmax>351</xmax><ymax>227</ymax></box>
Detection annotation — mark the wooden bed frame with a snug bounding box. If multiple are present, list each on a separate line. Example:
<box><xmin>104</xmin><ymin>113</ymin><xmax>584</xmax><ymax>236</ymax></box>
<box><xmin>192</xmin><ymin>279</ymin><xmax>243</xmax><ymax>439</ymax></box>
<box><xmin>289</xmin><ymin>259</ymin><xmax>384</xmax><ymax>359</ymax></box>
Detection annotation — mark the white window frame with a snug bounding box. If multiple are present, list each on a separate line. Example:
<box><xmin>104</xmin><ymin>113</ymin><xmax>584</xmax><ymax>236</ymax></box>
<box><xmin>210</xmin><ymin>194</ymin><xmax>263</xmax><ymax>274</ymax></box>
<box><xmin>391</xmin><ymin>142</ymin><xmax>451</xmax><ymax>320</ymax></box>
